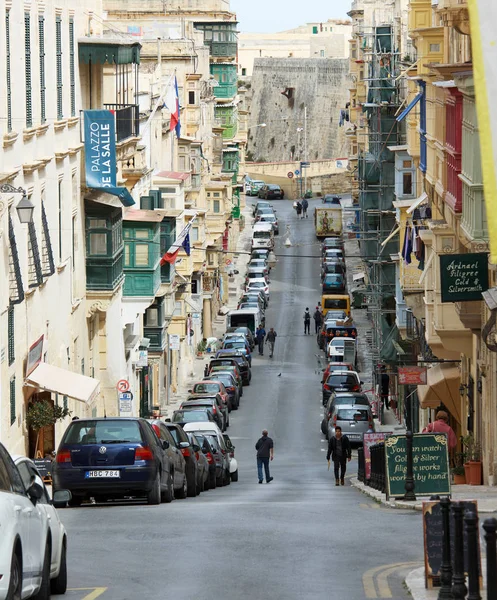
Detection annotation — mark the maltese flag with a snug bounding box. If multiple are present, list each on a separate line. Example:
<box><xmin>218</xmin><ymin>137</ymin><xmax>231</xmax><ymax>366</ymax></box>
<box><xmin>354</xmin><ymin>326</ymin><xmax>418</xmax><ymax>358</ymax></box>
<box><xmin>164</xmin><ymin>76</ymin><xmax>181</xmax><ymax>139</ymax></box>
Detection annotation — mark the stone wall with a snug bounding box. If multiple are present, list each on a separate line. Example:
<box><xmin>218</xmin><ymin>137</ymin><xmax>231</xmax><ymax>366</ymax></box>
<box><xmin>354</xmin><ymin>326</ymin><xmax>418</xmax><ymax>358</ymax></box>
<box><xmin>248</xmin><ymin>58</ymin><xmax>351</xmax><ymax>163</ymax></box>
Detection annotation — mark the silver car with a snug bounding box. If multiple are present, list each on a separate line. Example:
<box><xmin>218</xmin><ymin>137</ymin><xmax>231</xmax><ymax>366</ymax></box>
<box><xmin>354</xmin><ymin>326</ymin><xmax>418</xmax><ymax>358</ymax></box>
<box><xmin>327</xmin><ymin>403</ymin><xmax>375</xmax><ymax>445</ymax></box>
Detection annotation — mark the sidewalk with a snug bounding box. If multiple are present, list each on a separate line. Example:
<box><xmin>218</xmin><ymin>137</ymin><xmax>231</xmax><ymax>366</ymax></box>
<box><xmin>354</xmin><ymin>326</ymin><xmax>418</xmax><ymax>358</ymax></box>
<box><xmin>163</xmin><ymin>204</ymin><xmax>254</xmax><ymax>419</ymax></box>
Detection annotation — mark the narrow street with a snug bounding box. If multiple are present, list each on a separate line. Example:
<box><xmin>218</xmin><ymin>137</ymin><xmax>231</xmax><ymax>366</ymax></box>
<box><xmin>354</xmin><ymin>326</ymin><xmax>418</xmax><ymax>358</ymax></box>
<box><xmin>58</xmin><ymin>198</ymin><xmax>424</xmax><ymax>600</ymax></box>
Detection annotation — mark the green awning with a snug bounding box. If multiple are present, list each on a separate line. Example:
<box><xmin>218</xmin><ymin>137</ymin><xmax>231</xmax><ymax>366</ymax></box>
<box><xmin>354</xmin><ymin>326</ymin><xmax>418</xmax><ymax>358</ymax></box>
<box><xmin>79</xmin><ymin>40</ymin><xmax>141</xmax><ymax>65</ymax></box>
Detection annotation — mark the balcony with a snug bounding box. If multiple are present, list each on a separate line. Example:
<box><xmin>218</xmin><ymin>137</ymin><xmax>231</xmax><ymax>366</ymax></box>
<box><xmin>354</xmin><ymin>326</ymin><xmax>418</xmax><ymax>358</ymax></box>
<box><xmin>436</xmin><ymin>0</ymin><xmax>470</xmax><ymax>35</ymax></box>
<box><xmin>194</xmin><ymin>22</ymin><xmax>238</xmax><ymax>58</ymax></box>
<box><xmin>210</xmin><ymin>64</ymin><xmax>238</xmax><ymax>99</ymax></box>
<box><xmin>123</xmin><ymin>215</ymin><xmax>162</xmax><ymax>298</ymax></box>
<box><xmin>103</xmin><ymin>104</ymin><xmax>140</xmax><ymax>143</ymax></box>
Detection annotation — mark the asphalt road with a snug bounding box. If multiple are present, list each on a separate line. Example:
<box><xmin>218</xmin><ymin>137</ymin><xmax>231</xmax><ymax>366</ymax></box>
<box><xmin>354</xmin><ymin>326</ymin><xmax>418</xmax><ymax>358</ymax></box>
<box><xmin>57</xmin><ymin>198</ymin><xmax>424</xmax><ymax>600</ymax></box>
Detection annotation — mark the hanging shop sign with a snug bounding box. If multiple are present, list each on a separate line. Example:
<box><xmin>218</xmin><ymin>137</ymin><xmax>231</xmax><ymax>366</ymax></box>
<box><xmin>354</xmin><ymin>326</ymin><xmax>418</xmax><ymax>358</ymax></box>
<box><xmin>398</xmin><ymin>366</ymin><xmax>427</xmax><ymax>385</ymax></box>
<box><xmin>439</xmin><ymin>253</ymin><xmax>489</xmax><ymax>303</ymax></box>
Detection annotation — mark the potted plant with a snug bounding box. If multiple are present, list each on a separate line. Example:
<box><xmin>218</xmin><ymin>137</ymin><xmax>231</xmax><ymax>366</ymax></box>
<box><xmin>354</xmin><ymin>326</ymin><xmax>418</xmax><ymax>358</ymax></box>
<box><xmin>462</xmin><ymin>434</ymin><xmax>474</xmax><ymax>483</ymax></box>
<box><xmin>469</xmin><ymin>442</ymin><xmax>483</xmax><ymax>486</ymax></box>
<box><xmin>26</xmin><ymin>400</ymin><xmax>71</xmax><ymax>458</ymax></box>
<box><xmin>452</xmin><ymin>453</ymin><xmax>466</xmax><ymax>484</ymax></box>
<box><xmin>196</xmin><ymin>339</ymin><xmax>207</xmax><ymax>358</ymax></box>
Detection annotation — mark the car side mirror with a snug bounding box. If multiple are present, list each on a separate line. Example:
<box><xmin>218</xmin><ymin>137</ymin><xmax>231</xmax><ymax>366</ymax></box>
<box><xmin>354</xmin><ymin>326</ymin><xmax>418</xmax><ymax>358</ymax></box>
<box><xmin>164</xmin><ymin>418</ymin><xmax>171</xmax><ymax>423</ymax></box>
<box><xmin>52</xmin><ymin>489</ymin><xmax>72</xmax><ymax>508</ymax></box>
<box><xmin>192</xmin><ymin>444</ymin><xmax>201</xmax><ymax>452</ymax></box>
<box><xmin>27</xmin><ymin>476</ymin><xmax>44</xmax><ymax>503</ymax></box>
<box><xmin>179</xmin><ymin>441</ymin><xmax>190</xmax><ymax>449</ymax></box>
<box><xmin>162</xmin><ymin>440</ymin><xmax>170</xmax><ymax>450</ymax></box>
<box><xmin>234</xmin><ymin>270</ymin><xmax>239</xmax><ymax>275</ymax></box>
<box><xmin>188</xmin><ymin>389</ymin><xmax>192</xmax><ymax>393</ymax></box>
<box><xmin>360</xmin><ymin>381</ymin><xmax>364</xmax><ymax>385</ymax></box>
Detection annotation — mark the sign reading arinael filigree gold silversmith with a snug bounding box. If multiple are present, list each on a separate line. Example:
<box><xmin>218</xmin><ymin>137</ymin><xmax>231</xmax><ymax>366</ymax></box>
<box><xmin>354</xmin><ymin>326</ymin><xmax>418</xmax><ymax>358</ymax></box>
<box><xmin>384</xmin><ymin>433</ymin><xmax>451</xmax><ymax>498</ymax></box>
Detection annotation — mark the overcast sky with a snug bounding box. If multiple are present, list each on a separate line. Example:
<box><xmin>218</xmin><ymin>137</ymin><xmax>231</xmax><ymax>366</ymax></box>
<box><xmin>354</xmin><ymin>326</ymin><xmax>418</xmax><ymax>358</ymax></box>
<box><xmin>230</xmin><ymin>0</ymin><xmax>351</xmax><ymax>33</ymax></box>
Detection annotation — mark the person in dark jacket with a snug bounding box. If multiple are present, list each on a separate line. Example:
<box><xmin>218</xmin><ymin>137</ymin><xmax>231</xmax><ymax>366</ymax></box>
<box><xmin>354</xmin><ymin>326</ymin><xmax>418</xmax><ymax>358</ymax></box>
<box><xmin>255</xmin><ymin>325</ymin><xmax>266</xmax><ymax>356</ymax></box>
<box><xmin>303</xmin><ymin>308</ymin><xmax>311</xmax><ymax>334</ymax></box>
<box><xmin>301</xmin><ymin>198</ymin><xmax>309</xmax><ymax>219</ymax></box>
<box><xmin>255</xmin><ymin>429</ymin><xmax>274</xmax><ymax>483</ymax></box>
<box><xmin>296</xmin><ymin>201</ymin><xmax>302</xmax><ymax>217</ymax></box>
<box><xmin>313</xmin><ymin>307</ymin><xmax>323</xmax><ymax>334</ymax></box>
<box><xmin>326</xmin><ymin>426</ymin><xmax>352</xmax><ymax>486</ymax></box>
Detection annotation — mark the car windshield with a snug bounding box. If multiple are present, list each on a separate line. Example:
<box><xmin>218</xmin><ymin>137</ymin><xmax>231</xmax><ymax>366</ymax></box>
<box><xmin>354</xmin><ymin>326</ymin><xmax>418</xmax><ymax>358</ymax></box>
<box><xmin>261</xmin><ymin>216</ymin><xmax>276</xmax><ymax>222</ymax></box>
<box><xmin>268</xmin><ymin>186</ymin><xmax>280</xmax><ymax>190</ymax></box>
<box><xmin>193</xmin><ymin>383</ymin><xmax>220</xmax><ymax>394</ymax></box>
<box><xmin>325</xmin><ymin>275</ymin><xmax>342</xmax><ymax>282</ymax></box>
<box><xmin>173</xmin><ymin>411</ymin><xmax>210</xmax><ymax>423</ymax></box>
<box><xmin>328</xmin><ymin>374</ymin><xmax>358</xmax><ymax>386</ymax></box>
<box><xmin>248</xmin><ymin>282</ymin><xmax>264</xmax><ymax>288</ymax></box>
<box><xmin>335</xmin><ymin>395</ymin><xmax>369</xmax><ymax>405</ymax></box>
<box><xmin>253</xmin><ymin>231</ymin><xmax>271</xmax><ymax>239</ymax></box>
<box><xmin>205</xmin><ymin>435</ymin><xmax>220</xmax><ymax>451</ymax></box>
<box><xmin>336</xmin><ymin>409</ymin><xmax>370</xmax><ymax>422</ymax></box>
<box><xmin>63</xmin><ymin>420</ymin><xmax>143</xmax><ymax>444</ymax></box>
<box><xmin>224</xmin><ymin>341</ymin><xmax>245</xmax><ymax>349</ymax></box>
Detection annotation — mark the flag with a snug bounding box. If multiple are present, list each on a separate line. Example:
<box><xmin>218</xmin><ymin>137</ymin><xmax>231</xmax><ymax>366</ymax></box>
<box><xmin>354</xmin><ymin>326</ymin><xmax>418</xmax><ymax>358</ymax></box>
<box><xmin>160</xmin><ymin>222</ymin><xmax>192</xmax><ymax>266</ymax></box>
<box><xmin>163</xmin><ymin>76</ymin><xmax>181</xmax><ymax>139</ymax></box>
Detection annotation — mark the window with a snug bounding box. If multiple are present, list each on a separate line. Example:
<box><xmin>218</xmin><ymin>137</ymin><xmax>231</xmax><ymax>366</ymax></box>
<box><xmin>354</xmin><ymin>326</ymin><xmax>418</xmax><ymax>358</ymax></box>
<box><xmin>312</xmin><ymin>26</ymin><xmax>318</xmax><ymax>34</ymax></box>
<box><xmin>28</xmin><ymin>222</ymin><xmax>44</xmax><ymax>288</ymax></box>
<box><xmin>188</xmin><ymin>91</ymin><xmax>195</xmax><ymax>105</ymax></box>
<box><xmin>213</xmin><ymin>192</ymin><xmax>221</xmax><ymax>198</ymax></box>
<box><xmin>145</xmin><ymin>307</ymin><xmax>159</xmax><ymax>326</ymax></box>
<box><xmin>89</xmin><ymin>233</ymin><xmax>108</xmax><ymax>255</ymax></box>
<box><xmin>403</xmin><ymin>160</ymin><xmax>412</xmax><ymax>169</ymax></box>
<box><xmin>241</xmin><ymin>68</ymin><xmax>246</xmax><ymax>76</ymax></box>
<box><xmin>135</xmin><ymin>230</ymin><xmax>149</xmax><ymax>239</ymax></box>
<box><xmin>69</xmin><ymin>19</ymin><xmax>75</xmax><ymax>116</ymax></box>
<box><xmin>191</xmin><ymin>226</ymin><xmax>199</xmax><ymax>242</ymax></box>
<box><xmin>213</xmin><ymin>200</ymin><xmax>220</xmax><ymax>213</ymax></box>
<box><xmin>403</xmin><ymin>172</ymin><xmax>413</xmax><ymax>196</ymax></box>
<box><xmin>56</xmin><ymin>16</ymin><xmax>63</xmax><ymax>120</ymax></box>
<box><xmin>124</xmin><ymin>244</ymin><xmax>131</xmax><ymax>266</ymax></box>
<box><xmin>58</xmin><ymin>180</ymin><xmax>63</xmax><ymax>260</ymax></box>
<box><xmin>8</xmin><ymin>305</ymin><xmax>14</xmax><ymax>365</ymax></box>
<box><xmin>25</xmin><ymin>12</ymin><xmax>32</xmax><ymax>128</ymax></box>
<box><xmin>5</xmin><ymin>10</ymin><xmax>12</xmax><ymax>132</ymax></box>
<box><xmin>429</xmin><ymin>44</ymin><xmax>440</xmax><ymax>53</ymax></box>
<box><xmin>135</xmin><ymin>244</ymin><xmax>149</xmax><ymax>266</ymax></box>
<box><xmin>320</xmin><ymin>50</ymin><xmax>325</xmax><ymax>57</ymax></box>
<box><xmin>160</xmin><ymin>187</ymin><xmax>176</xmax><ymax>195</ymax></box>
<box><xmin>10</xmin><ymin>377</ymin><xmax>16</xmax><ymax>426</ymax></box>
<box><xmin>39</xmin><ymin>15</ymin><xmax>46</xmax><ymax>123</ymax></box>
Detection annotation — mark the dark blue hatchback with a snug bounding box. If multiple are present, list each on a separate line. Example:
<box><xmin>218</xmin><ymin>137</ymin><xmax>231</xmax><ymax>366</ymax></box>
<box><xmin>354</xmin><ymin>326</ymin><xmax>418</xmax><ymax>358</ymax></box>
<box><xmin>52</xmin><ymin>418</ymin><xmax>169</xmax><ymax>506</ymax></box>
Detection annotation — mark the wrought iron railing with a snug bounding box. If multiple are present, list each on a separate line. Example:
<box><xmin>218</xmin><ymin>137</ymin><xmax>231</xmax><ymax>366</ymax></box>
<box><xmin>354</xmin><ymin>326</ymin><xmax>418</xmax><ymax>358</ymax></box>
<box><xmin>103</xmin><ymin>103</ymin><xmax>140</xmax><ymax>142</ymax></box>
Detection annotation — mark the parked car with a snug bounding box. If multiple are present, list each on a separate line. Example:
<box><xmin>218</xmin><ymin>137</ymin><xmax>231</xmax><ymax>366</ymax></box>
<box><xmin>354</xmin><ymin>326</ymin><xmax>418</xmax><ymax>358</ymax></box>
<box><xmin>252</xmin><ymin>199</ymin><xmax>272</xmax><ymax>216</ymax></box>
<box><xmin>251</xmin><ymin>248</ymin><xmax>271</xmax><ymax>262</ymax></box>
<box><xmin>172</xmin><ymin>409</ymin><xmax>218</xmax><ymax>426</ymax></box>
<box><xmin>258</xmin><ymin>213</ymin><xmax>279</xmax><ymax>234</ymax></box>
<box><xmin>207</xmin><ymin>364</ymin><xmax>244</xmax><ymax>397</ymax></box>
<box><xmin>255</xmin><ymin>207</ymin><xmax>275</xmax><ymax>221</ymax></box>
<box><xmin>240</xmin><ymin>290</ymin><xmax>267</xmax><ymax>310</ymax></box>
<box><xmin>220</xmin><ymin>339</ymin><xmax>252</xmax><ymax>367</ymax></box>
<box><xmin>321</xmin><ymin>361</ymin><xmax>355</xmax><ymax>383</ymax></box>
<box><xmin>322</xmin><ymin>248</ymin><xmax>345</xmax><ymax>263</ymax></box>
<box><xmin>249</xmin><ymin>258</ymin><xmax>270</xmax><ymax>273</ymax></box>
<box><xmin>225</xmin><ymin>326</ymin><xmax>256</xmax><ymax>350</ymax></box>
<box><xmin>321</xmin><ymin>392</ymin><xmax>371</xmax><ymax>437</ymax></box>
<box><xmin>214</xmin><ymin>351</ymin><xmax>252</xmax><ymax>385</ymax></box>
<box><xmin>14</xmin><ymin>455</ymin><xmax>70</xmax><ymax>595</ymax></box>
<box><xmin>52</xmin><ymin>418</ymin><xmax>173</xmax><ymax>506</ymax></box>
<box><xmin>188</xmin><ymin>392</ymin><xmax>229</xmax><ymax>426</ymax></box>
<box><xmin>0</xmin><ymin>442</ymin><xmax>54</xmax><ymax>600</ymax></box>
<box><xmin>245</xmin><ymin>278</ymin><xmax>270</xmax><ymax>302</ymax></box>
<box><xmin>203</xmin><ymin>372</ymin><xmax>240</xmax><ymax>410</ymax></box>
<box><xmin>182</xmin><ymin>423</ymin><xmax>231</xmax><ymax>487</ymax></box>
<box><xmin>322</xmin><ymin>370</ymin><xmax>362</xmax><ymax>404</ymax></box>
<box><xmin>322</xmin><ymin>194</ymin><xmax>342</xmax><ymax>205</ymax></box>
<box><xmin>246</xmin><ymin>265</ymin><xmax>270</xmax><ymax>282</ymax></box>
<box><xmin>248</xmin><ymin>180</ymin><xmax>265</xmax><ymax>196</ymax></box>
<box><xmin>191</xmin><ymin>432</ymin><xmax>217</xmax><ymax>490</ymax></box>
<box><xmin>321</xmin><ymin>261</ymin><xmax>346</xmax><ymax>281</ymax></box>
<box><xmin>148</xmin><ymin>419</ymin><xmax>188</xmax><ymax>499</ymax></box>
<box><xmin>327</xmin><ymin>404</ymin><xmax>375</xmax><ymax>444</ymax></box>
<box><xmin>223</xmin><ymin>434</ymin><xmax>239</xmax><ymax>482</ymax></box>
<box><xmin>164</xmin><ymin>422</ymin><xmax>199</xmax><ymax>497</ymax></box>
<box><xmin>322</xmin><ymin>273</ymin><xmax>346</xmax><ymax>293</ymax></box>
<box><xmin>186</xmin><ymin>432</ymin><xmax>210</xmax><ymax>494</ymax></box>
<box><xmin>322</xmin><ymin>236</ymin><xmax>344</xmax><ymax>251</ymax></box>
<box><xmin>181</xmin><ymin>396</ymin><xmax>228</xmax><ymax>431</ymax></box>
<box><xmin>259</xmin><ymin>184</ymin><xmax>284</xmax><ymax>200</ymax></box>
<box><xmin>189</xmin><ymin>380</ymin><xmax>230</xmax><ymax>410</ymax></box>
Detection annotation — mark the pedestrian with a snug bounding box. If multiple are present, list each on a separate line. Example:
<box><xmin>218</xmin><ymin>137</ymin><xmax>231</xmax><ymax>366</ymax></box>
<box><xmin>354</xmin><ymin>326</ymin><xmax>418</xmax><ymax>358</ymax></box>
<box><xmin>301</xmin><ymin>197</ymin><xmax>309</xmax><ymax>219</ymax></box>
<box><xmin>422</xmin><ymin>410</ymin><xmax>457</xmax><ymax>449</ymax></box>
<box><xmin>313</xmin><ymin>306</ymin><xmax>323</xmax><ymax>334</ymax></box>
<box><xmin>380</xmin><ymin>366</ymin><xmax>390</xmax><ymax>410</ymax></box>
<box><xmin>266</xmin><ymin>327</ymin><xmax>277</xmax><ymax>357</ymax></box>
<box><xmin>296</xmin><ymin>201</ymin><xmax>302</xmax><ymax>218</ymax></box>
<box><xmin>326</xmin><ymin>425</ymin><xmax>352</xmax><ymax>486</ymax></box>
<box><xmin>255</xmin><ymin>324</ymin><xmax>266</xmax><ymax>356</ymax></box>
<box><xmin>303</xmin><ymin>307</ymin><xmax>311</xmax><ymax>334</ymax></box>
<box><xmin>255</xmin><ymin>429</ymin><xmax>274</xmax><ymax>484</ymax></box>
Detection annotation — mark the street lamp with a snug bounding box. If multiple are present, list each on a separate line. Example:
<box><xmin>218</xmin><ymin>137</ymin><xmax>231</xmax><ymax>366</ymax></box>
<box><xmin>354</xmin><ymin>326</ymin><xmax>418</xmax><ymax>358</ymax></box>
<box><xmin>0</xmin><ymin>184</ymin><xmax>35</xmax><ymax>223</ymax></box>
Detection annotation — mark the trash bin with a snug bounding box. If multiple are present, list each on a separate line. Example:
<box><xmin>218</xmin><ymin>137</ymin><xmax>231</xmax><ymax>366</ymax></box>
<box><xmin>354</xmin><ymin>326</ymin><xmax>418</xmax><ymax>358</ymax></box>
<box><xmin>352</xmin><ymin>290</ymin><xmax>365</xmax><ymax>309</ymax></box>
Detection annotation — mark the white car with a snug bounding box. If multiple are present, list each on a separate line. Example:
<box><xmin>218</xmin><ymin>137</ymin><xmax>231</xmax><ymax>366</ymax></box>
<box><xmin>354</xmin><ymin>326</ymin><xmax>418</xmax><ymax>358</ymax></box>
<box><xmin>245</xmin><ymin>278</ymin><xmax>270</xmax><ymax>302</ymax></box>
<box><xmin>14</xmin><ymin>456</ymin><xmax>70</xmax><ymax>595</ymax></box>
<box><xmin>0</xmin><ymin>443</ymin><xmax>51</xmax><ymax>600</ymax></box>
<box><xmin>182</xmin><ymin>423</ymin><xmax>236</xmax><ymax>482</ymax></box>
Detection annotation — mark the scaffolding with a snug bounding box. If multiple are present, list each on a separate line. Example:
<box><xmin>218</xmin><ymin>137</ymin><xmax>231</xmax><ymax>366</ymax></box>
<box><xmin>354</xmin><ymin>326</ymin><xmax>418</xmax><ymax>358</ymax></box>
<box><xmin>355</xmin><ymin>20</ymin><xmax>407</xmax><ymax>370</ymax></box>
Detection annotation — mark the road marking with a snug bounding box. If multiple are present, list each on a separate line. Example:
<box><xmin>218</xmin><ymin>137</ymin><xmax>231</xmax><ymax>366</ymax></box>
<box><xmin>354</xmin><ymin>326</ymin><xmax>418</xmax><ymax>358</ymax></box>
<box><xmin>362</xmin><ymin>562</ymin><xmax>420</xmax><ymax>598</ymax></box>
<box><xmin>68</xmin><ymin>588</ymin><xmax>108</xmax><ymax>600</ymax></box>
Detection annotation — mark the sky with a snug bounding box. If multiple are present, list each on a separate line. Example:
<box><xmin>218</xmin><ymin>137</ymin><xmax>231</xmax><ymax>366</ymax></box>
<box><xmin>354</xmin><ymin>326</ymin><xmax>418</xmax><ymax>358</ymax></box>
<box><xmin>230</xmin><ymin>0</ymin><xmax>351</xmax><ymax>33</ymax></box>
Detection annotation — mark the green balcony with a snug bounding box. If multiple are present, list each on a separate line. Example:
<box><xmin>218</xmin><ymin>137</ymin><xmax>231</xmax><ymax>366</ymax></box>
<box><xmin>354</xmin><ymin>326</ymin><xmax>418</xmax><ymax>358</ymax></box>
<box><xmin>123</xmin><ymin>219</ymin><xmax>161</xmax><ymax>297</ymax></box>
<box><xmin>215</xmin><ymin>105</ymin><xmax>238</xmax><ymax>139</ymax></box>
<box><xmin>85</xmin><ymin>203</ymin><xmax>124</xmax><ymax>291</ymax></box>
<box><xmin>222</xmin><ymin>149</ymin><xmax>239</xmax><ymax>184</ymax></box>
<box><xmin>194</xmin><ymin>22</ymin><xmax>238</xmax><ymax>58</ymax></box>
<box><xmin>144</xmin><ymin>299</ymin><xmax>167</xmax><ymax>352</ymax></box>
<box><xmin>210</xmin><ymin>64</ymin><xmax>238</xmax><ymax>99</ymax></box>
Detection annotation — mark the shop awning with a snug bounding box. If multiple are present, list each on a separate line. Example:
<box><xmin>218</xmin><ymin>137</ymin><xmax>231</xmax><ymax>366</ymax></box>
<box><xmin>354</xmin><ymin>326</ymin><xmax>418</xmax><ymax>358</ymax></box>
<box><xmin>417</xmin><ymin>365</ymin><xmax>462</xmax><ymax>423</ymax></box>
<box><xmin>25</xmin><ymin>363</ymin><xmax>100</xmax><ymax>405</ymax></box>
<box><xmin>78</xmin><ymin>39</ymin><xmax>141</xmax><ymax>65</ymax></box>
<box><xmin>396</xmin><ymin>92</ymin><xmax>423</xmax><ymax>122</ymax></box>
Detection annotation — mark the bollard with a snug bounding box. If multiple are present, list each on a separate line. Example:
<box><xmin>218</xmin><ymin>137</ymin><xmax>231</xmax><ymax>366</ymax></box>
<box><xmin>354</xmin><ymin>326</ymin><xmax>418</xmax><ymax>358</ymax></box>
<box><xmin>482</xmin><ymin>518</ymin><xmax>497</xmax><ymax>600</ymax></box>
<box><xmin>464</xmin><ymin>510</ymin><xmax>481</xmax><ymax>600</ymax></box>
<box><xmin>404</xmin><ymin>431</ymin><xmax>416</xmax><ymax>501</ymax></box>
<box><xmin>438</xmin><ymin>497</ymin><xmax>454</xmax><ymax>600</ymax></box>
<box><xmin>451</xmin><ymin>503</ymin><xmax>467</xmax><ymax>600</ymax></box>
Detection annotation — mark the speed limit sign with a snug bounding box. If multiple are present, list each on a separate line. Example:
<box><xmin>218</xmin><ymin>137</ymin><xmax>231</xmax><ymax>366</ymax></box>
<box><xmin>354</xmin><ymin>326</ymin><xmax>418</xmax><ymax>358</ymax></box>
<box><xmin>116</xmin><ymin>379</ymin><xmax>130</xmax><ymax>393</ymax></box>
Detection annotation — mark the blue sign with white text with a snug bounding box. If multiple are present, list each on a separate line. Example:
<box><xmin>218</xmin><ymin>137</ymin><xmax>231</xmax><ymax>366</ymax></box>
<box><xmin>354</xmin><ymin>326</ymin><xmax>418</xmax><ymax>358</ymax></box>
<box><xmin>83</xmin><ymin>110</ymin><xmax>135</xmax><ymax>206</ymax></box>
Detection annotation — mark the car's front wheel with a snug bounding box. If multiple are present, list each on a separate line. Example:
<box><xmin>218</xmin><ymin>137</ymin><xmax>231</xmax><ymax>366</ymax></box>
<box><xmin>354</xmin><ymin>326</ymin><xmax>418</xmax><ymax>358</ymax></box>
<box><xmin>7</xmin><ymin>549</ymin><xmax>22</xmax><ymax>600</ymax></box>
<box><xmin>50</xmin><ymin>540</ymin><xmax>67</xmax><ymax>594</ymax></box>
<box><xmin>231</xmin><ymin>470</ymin><xmax>239</xmax><ymax>482</ymax></box>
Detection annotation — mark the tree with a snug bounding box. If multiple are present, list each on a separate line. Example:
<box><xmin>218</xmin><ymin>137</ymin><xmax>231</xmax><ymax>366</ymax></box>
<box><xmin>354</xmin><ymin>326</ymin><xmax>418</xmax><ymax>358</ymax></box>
<box><xmin>25</xmin><ymin>400</ymin><xmax>71</xmax><ymax>457</ymax></box>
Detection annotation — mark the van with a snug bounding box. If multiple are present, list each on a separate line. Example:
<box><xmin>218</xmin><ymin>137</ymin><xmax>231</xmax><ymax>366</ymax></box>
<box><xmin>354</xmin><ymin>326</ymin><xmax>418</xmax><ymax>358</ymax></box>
<box><xmin>227</xmin><ymin>308</ymin><xmax>261</xmax><ymax>334</ymax></box>
<box><xmin>321</xmin><ymin>294</ymin><xmax>351</xmax><ymax>316</ymax></box>
<box><xmin>252</xmin><ymin>222</ymin><xmax>274</xmax><ymax>250</ymax></box>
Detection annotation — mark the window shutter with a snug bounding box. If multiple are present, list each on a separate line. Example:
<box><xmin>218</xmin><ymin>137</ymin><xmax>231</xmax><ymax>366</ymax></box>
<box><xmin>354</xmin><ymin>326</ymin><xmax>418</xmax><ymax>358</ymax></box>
<box><xmin>28</xmin><ymin>222</ymin><xmax>44</xmax><ymax>288</ymax></box>
<box><xmin>39</xmin><ymin>16</ymin><xmax>46</xmax><ymax>123</ymax></box>
<box><xmin>140</xmin><ymin>196</ymin><xmax>153</xmax><ymax>210</ymax></box>
<box><xmin>56</xmin><ymin>16</ymin><xmax>63</xmax><ymax>120</ymax></box>
<box><xmin>63</xmin><ymin>395</ymin><xmax>68</xmax><ymax>410</ymax></box>
<box><xmin>8</xmin><ymin>215</ymin><xmax>24</xmax><ymax>305</ymax></box>
<box><xmin>69</xmin><ymin>19</ymin><xmax>75</xmax><ymax>117</ymax></box>
<box><xmin>10</xmin><ymin>377</ymin><xmax>16</xmax><ymax>426</ymax></box>
<box><xmin>41</xmin><ymin>201</ymin><xmax>55</xmax><ymax>276</ymax></box>
<box><xmin>25</xmin><ymin>12</ymin><xmax>32</xmax><ymax>128</ymax></box>
<box><xmin>149</xmin><ymin>190</ymin><xmax>163</xmax><ymax>209</ymax></box>
<box><xmin>8</xmin><ymin>305</ymin><xmax>14</xmax><ymax>365</ymax></box>
<box><xmin>6</xmin><ymin>11</ymin><xmax>12</xmax><ymax>132</ymax></box>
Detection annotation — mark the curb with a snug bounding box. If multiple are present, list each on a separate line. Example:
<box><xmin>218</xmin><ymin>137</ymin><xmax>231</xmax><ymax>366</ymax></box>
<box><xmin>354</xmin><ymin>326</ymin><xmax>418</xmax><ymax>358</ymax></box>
<box><xmin>405</xmin><ymin>567</ymin><xmax>433</xmax><ymax>600</ymax></box>
<box><xmin>350</xmin><ymin>477</ymin><xmax>422</xmax><ymax>511</ymax></box>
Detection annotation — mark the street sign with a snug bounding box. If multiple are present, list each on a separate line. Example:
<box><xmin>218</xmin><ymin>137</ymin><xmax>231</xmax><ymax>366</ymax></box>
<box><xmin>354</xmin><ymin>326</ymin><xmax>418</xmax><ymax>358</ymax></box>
<box><xmin>300</xmin><ymin>161</ymin><xmax>310</xmax><ymax>168</ymax></box>
<box><xmin>385</xmin><ymin>433</ymin><xmax>451</xmax><ymax>498</ymax></box>
<box><xmin>440</xmin><ymin>252</ymin><xmax>489</xmax><ymax>303</ymax></box>
<box><xmin>118</xmin><ymin>391</ymin><xmax>133</xmax><ymax>417</ymax></box>
<box><xmin>116</xmin><ymin>379</ymin><xmax>130</xmax><ymax>393</ymax></box>
<box><xmin>295</xmin><ymin>169</ymin><xmax>300</xmax><ymax>175</ymax></box>
<box><xmin>287</xmin><ymin>172</ymin><xmax>294</xmax><ymax>179</ymax></box>
<box><xmin>398</xmin><ymin>366</ymin><xmax>428</xmax><ymax>385</ymax></box>
<box><xmin>169</xmin><ymin>334</ymin><xmax>180</xmax><ymax>350</ymax></box>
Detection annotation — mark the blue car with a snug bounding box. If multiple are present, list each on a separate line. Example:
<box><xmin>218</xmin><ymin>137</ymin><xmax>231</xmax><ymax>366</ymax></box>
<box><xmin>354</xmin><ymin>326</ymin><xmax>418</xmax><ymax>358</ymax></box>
<box><xmin>52</xmin><ymin>418</ymin><xmax>173</xmax><ymax>506</ymax></box>
<box><xmin>322</xmin><ymin>273</ymin><xmax>346</xmax><ymax>293</ymax></box>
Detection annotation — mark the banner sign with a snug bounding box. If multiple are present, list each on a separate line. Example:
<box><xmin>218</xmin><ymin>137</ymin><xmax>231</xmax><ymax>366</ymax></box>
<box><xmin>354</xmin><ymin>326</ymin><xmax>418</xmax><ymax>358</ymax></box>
<box><xmin>439</xmin><ymin>253</ymin><xmax>488</xmax><ymax>303</ymax></box>
<box><xmin>385</xmin><ymin>433</ymin><xmax>451</xmax><ymax>498</ymax></box>
<box><xmin>26</xmin><ymin>335</ymin><xmax>44</xmax><ymax>377</ymax></box>
<box><xmin>363</xmin><ymin>432</ymin><xmax>390</xmax><ymax>480</ymax></box>
<box><xmin>83</xmin><ymin>110</ymin><xmax>135</xmax><ymax>207</ymax></box>
<box><xmin>398</xmin><ymin>366</ymin><xmax>427</xmax><ymax>385</ymax></box>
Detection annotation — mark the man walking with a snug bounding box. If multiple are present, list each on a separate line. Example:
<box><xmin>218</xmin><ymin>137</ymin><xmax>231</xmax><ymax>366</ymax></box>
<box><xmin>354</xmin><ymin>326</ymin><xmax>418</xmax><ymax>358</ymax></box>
<box><xmin>313</xmin><ymin>306</ymin><xmax>323</xmax><ymax>334</ymax></box>
<box><xmin>301</xmin><ymin>197</ymin><xmax>309</xmax><ymax>219</ymax></box>
<box><xmin>256</xmin><ymin>324</ymin><xmax>266</xmax><ymax>356</ymax></box>
<box><xmin>266</xmin><ymin>327</ymin><xmax>277</xmax><ymax>357</ymax></box>
<box><xmin>256</xmin><ymin>429</ymin><xmax>274</xmax><ymax>483</ymax></box>
<box><xmin>326</xmin><ymin>425</ymin><xmax>352</xmax><ymax>486</ymax></box>
<box><xmin>303</xmin><ymin>308</ymin><xmax>311</xmax><ymax>335</ymax></box>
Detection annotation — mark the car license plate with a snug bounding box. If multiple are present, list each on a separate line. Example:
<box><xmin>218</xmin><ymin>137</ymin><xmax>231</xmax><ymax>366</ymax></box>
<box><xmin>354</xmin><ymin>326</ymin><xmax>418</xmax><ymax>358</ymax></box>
<box><xmin>85</xmin><ymin>470</ymin><xmax>120</xmax><ymax>478</ymax></box>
